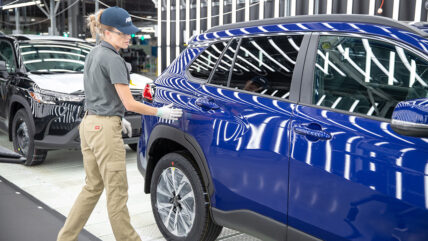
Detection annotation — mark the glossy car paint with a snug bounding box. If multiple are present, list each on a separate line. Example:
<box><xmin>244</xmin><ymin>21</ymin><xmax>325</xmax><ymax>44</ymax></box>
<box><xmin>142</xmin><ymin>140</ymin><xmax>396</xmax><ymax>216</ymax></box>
<box><xmin>139</xmin><ymin>19</ymin><xmax>428</xmax><ymax>240</ymax></box>
<box><xmin>289</xmin><ymin>105</ymin><xmax>428</xmax><ymax>240</ymax></box>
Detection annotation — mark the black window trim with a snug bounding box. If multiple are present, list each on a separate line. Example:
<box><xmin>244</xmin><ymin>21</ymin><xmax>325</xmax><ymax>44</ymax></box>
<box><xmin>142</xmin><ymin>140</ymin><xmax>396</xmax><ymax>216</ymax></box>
<box><xmin>203</xmin><ymin>32</ymin><xmax>311</xmax><ymax>104</ymax></box>
<box><xmin>208</xmin><ymin>37</ymin><xmax>239</xmax><ymax>85</ymax></box>
<box><xmin>185</xmin><ymin>39</ymin><xmax>232</xmax><ymax>84</ymax></box>
<box><xmin>0</xmin><ymin>38</ymin><xmax>19</xmax><ymax>74</ymax></box>
<box><xmin>300</xmin><ymin>31</ymin><xmax>428</xmax><ymax>123</ymax></box>
<box><xmin>226</xmin><ymin>38</ymin><xmax>242</xmax><ymax>87</ymax></box>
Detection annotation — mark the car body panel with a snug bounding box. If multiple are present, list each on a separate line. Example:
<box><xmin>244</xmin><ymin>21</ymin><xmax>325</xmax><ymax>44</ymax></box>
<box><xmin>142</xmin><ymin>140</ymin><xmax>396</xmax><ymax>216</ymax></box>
<box><xmin>138</xmin><ymin>15</ymin><xmax>428</xmax><ymax>241</ymax></box>
<box><xmin>288</xmin><ymin>104</ymin><xmax>428</xmax><ymax>240</ymax></box>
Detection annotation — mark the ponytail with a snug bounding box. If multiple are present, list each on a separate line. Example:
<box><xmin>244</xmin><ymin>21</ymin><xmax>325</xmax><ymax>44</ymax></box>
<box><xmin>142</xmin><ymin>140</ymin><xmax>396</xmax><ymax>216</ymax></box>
<box><xmin>87</xmin><ymin>9</ymin><xmax>113</xmax><ymax>39</ymax></box>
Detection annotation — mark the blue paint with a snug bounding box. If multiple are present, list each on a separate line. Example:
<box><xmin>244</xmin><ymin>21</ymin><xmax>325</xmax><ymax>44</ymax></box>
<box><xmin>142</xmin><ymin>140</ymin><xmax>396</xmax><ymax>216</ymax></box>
<box><xmin>139</xmin><ymin>17</ymin><xmax>428</xmax><ymax>240</ymax></box>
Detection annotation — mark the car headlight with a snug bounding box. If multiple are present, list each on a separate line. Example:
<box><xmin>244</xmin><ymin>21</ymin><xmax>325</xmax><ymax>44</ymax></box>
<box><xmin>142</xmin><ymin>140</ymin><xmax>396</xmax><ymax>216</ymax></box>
<box><xmin>28</xmin><ymin>86</ymin><xmax>85</xmax><ymax>104</ymax></box>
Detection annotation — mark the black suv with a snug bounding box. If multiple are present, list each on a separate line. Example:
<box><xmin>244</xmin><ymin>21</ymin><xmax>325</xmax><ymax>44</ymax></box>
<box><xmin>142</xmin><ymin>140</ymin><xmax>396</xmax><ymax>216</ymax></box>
<box><xmin>0</xmin><ymin>34</ymin><xmax>148</xmax><ymax>165</ymax></box>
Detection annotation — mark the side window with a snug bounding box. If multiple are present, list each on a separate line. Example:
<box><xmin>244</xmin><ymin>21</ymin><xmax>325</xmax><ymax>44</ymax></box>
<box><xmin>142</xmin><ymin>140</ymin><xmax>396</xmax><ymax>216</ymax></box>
<box><xmin>229</xmin><ymin>35</ymin><xmax>303</xmax><ymax>99</ymax></box>
<box><xmin>188</xmin><ymin>41</ymin><xmax>228</xmax><ymax>80</ymax></box>
<box><xmin>314</xmin><ymin>36</ymin><xmax>428</xmax><ymax>119</ymax></box>
<box><xmin>0</xmin><ymin>40</ymin><xmax>17</xmax><ymax>73</ymax></box>
<box><xmin>210</xmin><ymin>39</ymin><xmax>239</xmax><ymax>86</ymax></box>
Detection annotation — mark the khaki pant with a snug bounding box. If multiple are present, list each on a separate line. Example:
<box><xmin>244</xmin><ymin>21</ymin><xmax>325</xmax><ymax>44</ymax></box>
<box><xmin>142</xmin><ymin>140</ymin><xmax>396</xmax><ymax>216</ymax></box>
<box><xmin>57</xmin><ymin>114</ymin><xmax>141</xmax><ymax>241</ymax></box>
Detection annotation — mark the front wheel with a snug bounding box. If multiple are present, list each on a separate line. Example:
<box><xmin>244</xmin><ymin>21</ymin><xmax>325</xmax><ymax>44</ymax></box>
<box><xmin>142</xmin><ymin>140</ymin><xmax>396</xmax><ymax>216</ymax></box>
<box><xmin>12</xmin><ymin>109</ymin><xmax>47</xmax><ymax>166</ymax></box>
<box><xmin>151</xmin><ymin>152</ymin><xmax>222</xmax><ymax>241</ymax></box>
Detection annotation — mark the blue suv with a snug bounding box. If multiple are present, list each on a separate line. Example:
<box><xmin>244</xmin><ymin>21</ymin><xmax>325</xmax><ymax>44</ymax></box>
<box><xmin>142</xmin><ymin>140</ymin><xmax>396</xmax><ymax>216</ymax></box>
<box><xmin>138</xmin><ymin>15</ymin><xmax>428</xmax><ymax>241</ymax></box>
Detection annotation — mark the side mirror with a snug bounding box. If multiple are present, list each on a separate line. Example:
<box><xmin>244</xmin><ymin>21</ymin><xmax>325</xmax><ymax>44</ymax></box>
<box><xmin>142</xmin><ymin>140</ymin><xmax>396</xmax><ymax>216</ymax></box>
<box><xmin>0</xmin><ymin>61</ymin><xmax>8</xmax><ymax>78</ymax></box>
<box><xmin>391</xmin><ymin>98</ymin><xmax>428</xmax><ymax>138</ymax></box>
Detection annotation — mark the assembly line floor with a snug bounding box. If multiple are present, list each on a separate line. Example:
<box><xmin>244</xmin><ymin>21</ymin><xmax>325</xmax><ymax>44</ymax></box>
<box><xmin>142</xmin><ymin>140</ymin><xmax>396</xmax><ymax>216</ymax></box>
<box><xmin>0</xmin><ymin>175</ymin><xmax>101</xmax><ymax>241</ymax></box>
<box><xmin>0</xmin><ymin>133</ymin><xmax>260</xmax><ymax>241</ymax></box>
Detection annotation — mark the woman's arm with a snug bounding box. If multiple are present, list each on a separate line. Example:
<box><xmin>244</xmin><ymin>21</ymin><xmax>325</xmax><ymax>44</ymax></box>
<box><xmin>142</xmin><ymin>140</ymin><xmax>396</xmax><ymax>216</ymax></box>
<box><xmin>114</xmin><ymin>83</ymin><xmax>158</xmax><ymax>116</ymax></box>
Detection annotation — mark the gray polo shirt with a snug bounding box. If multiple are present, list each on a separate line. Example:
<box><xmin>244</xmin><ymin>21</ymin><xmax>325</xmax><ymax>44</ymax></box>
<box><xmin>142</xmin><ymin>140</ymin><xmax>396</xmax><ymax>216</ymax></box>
<box><xmin>84</xmin><ymin>40</ymin><xmax>130</xmax><ymax>117</ymax></box>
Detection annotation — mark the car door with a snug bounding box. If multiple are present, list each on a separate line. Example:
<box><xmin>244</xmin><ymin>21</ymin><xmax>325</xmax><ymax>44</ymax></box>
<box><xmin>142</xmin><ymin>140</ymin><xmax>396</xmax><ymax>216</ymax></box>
<box><xmin>0</xmin><ymin>37</ymin><xmax>19</xmax><ymax>129</ymax></box>
<box><xmin>187</xmin><ymin>33</ymin><xmax>310</xmax><ymax>238</ymax></box>
<box><xmin>288</xmin><ymin>33</ymin><xmax>428</xmax><ymax>240</ymax></box>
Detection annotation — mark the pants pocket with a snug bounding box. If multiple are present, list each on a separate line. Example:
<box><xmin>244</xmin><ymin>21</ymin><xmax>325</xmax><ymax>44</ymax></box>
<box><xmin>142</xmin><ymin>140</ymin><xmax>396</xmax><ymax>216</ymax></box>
<box><xmin>106</xmin><ymin>162</ymin><xmax>127</xmax><ymax>187</ymax></box>
<box><xmin>106</xmin><ymin>162</ymin><xmax>128</xmax><ymax>211</ymax></box>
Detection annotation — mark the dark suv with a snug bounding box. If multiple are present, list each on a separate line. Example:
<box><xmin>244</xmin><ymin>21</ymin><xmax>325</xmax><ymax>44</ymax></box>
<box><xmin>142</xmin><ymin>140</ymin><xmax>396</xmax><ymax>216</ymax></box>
<box><xmin>0</xmin><ymin>35</ymin><xmax>150</xmax><ymax>165</ymax></box>
<box><xmin>138</xmin><ymin>15</ymin><xmax>428</xmax><ymax>241</ymax></box>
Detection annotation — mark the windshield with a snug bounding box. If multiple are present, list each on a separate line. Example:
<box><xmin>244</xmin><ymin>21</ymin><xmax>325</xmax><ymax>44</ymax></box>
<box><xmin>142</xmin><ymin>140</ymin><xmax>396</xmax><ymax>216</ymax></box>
<box><xmin>19</xmin><ymin>41</ymin><xmax>93</xmax><ymax>73</ymax></box>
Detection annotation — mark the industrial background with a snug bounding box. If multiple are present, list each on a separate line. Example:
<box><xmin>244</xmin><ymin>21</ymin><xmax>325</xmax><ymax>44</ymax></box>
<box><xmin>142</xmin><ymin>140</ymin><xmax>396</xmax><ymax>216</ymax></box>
<box><xmin>1</xmin><ymin>0</ymin><xmax>428</xmax><ymax>76</ymax></box>
<box><xmin>157</xmin><ymin>0</ymin><xmax>428</xmax><ymax>74</ymax></box>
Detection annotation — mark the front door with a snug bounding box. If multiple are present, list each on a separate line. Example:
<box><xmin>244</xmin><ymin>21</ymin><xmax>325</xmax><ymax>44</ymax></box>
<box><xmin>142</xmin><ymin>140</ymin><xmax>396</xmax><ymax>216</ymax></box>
<box><xmin>288</xmin><ymin>34</ymin><xmax>428</xmax><ymax>240</ymax></box>
<box><xmin>0</xmin><ymin>38</ymin><xmax>18</xmax><ymax>127</ymax></box>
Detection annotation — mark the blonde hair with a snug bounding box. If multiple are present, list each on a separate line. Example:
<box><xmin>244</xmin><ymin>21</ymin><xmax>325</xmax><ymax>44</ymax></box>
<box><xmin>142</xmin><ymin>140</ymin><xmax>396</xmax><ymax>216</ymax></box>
<box><xmin>87</xmin><ymin>9</ymin><xmax>114</xmax><ymax>39</ymax></box>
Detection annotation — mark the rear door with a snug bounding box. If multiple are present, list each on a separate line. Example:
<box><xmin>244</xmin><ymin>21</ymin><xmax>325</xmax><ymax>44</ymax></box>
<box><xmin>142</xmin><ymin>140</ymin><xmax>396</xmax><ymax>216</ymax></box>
<box><xmin>188</xmin><ymin>33</ymin><xmax>309</xmax><ymax>235</ymax></box>
<box><xmin>288</xmin><ymin>33</ymin><xmax>428</xmax><ymax>240</ymax></box>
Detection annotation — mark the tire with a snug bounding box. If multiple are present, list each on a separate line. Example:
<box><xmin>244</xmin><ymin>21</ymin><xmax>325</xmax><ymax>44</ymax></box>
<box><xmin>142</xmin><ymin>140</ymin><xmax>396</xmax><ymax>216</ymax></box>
<box><xmin>128</xmin><ymin>143</ymin><xmax>138</xmax><ymax>152</ymax></box>
<box><xmin>151</xmin><ymin>152</ymin><xmax>222</xmax><ymax>241</ymax></box>
<box><xmin>12</xmin><ymin>109</ymin><xmax>47</xmax><ymax>166</ymax></box>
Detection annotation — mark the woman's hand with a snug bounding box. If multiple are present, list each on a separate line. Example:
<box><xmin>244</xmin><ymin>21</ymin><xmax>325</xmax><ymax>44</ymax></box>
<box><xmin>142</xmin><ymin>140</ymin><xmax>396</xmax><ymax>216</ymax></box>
<box><xmin>156</xmin><ymin>104</ymin><xmax>183</xmax><ymax>121</ymax></box>
<box><xmin>121</xmin><ymin>118</ymin><xmax>132</xmax><ymax>137</ymax></box>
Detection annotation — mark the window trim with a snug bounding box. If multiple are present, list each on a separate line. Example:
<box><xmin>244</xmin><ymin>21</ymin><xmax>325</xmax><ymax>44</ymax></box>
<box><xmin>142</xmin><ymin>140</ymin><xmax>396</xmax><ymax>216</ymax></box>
<box><xmin>202</xmin><ymin>32</ymin><xmax>311</xmax><ymax>103</ymax></box>
<box><xmin>0</xmin><ymin>39</ymin><xmax>18</xmax><ymax>73</ymax></box>
<box><xmin>208</xmin><ymin>38</ymin><xmax>240</xmax><ymax>86</ymax></box>
<box><xmin>226</xmin><ymin>38</ymin><xmax>242</xmax><ymax>87</ymax></box>
<box><xmin>300</xmin><ymin>32</ymin><xmax>428</xmax><ymax>122</ymax></box>
<box><xmin>185</xmin><ymin>39</ymin><xmax>231</xmax><ymax>84</ymax></box>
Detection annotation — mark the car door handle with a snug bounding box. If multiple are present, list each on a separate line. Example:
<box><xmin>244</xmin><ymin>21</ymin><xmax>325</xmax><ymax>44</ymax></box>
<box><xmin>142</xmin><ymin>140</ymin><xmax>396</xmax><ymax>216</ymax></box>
<box><xmin>294</xmin><ymin>124</ymin><xmax>332</xmax><ymax>140</ymax></box>
<box><xmin>195</xmin><ymin>97</ymin><xmax>220</xmax><ymax>110</ymax></box>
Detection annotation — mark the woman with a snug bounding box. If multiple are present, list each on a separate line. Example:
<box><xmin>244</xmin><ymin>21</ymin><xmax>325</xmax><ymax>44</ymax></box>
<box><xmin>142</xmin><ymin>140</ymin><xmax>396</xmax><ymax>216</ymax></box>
<box><xmin>57</xmin><ymin>7</ymin><xmax>182</xmax><ymax>241</ymax></box>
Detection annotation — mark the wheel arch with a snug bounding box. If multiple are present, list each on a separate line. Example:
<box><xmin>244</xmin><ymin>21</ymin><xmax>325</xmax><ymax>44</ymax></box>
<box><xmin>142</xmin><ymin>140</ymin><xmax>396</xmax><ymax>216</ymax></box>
<box><xmin>144</xmin><ymin>125</ymin><xmax>214</xmax><ymax>197</ymax></box>
<box><xmin>8</xmin><ymin>95</ymin><xmax>34</xmax><ymax>141</ymax></box>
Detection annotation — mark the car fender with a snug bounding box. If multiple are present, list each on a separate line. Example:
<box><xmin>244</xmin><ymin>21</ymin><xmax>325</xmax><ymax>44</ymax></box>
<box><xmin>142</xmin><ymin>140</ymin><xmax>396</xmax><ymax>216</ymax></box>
<box><xmin>145</xmin><ymin>124</ymin><xmax>214</xmax><ymax>196</ymax></box>
<box><xmin>8</xmin><ymin>95</ymin><xmax>34</xmax><ymax>141</ymax></box>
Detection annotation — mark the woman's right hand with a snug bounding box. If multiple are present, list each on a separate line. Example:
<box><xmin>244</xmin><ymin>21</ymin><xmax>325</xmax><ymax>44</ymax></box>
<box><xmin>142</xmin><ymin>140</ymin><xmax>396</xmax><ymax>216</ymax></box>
<box><xmin>156</xmin><ymin>104</ymin><xmax>183</xmax><ymax>121</ymax></box>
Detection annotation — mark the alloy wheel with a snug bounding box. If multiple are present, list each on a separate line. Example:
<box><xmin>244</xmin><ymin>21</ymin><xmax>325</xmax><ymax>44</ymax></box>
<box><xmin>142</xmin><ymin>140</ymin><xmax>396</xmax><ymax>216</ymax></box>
<box><xmin>156</xmin><ymin>167</ymin><xmax>195</xmax><ymax>237</ymax></box>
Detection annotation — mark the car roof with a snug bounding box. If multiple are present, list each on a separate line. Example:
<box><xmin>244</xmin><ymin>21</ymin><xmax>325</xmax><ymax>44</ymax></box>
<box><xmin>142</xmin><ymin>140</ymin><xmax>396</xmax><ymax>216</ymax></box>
<box><xmin>206</xmin><ymin>14</ymin><xmax>428</xmax><ymax>38</ymax></box>
<box><xmin>12</xmin><ymin>34</ymin><xmax>86</xmax><ymax>43</ymax></box>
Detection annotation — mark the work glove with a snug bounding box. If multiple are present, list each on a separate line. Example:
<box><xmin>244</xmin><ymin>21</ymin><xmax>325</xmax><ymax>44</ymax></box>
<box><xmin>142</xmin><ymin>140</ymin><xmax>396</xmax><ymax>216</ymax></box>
<box><xmin>122</xmin><ymin>118</ymin><xmax>132</xmax><ymax>138</ymax></box>
<box><xmin>156</xmin><ymin>103</ymin><xmax>183</xmax><ymax>121</ymax></box>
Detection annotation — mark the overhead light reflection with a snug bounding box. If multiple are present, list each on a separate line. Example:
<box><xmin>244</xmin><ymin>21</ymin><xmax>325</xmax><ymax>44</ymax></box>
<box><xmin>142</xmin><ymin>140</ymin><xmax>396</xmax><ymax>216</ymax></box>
<box><xmin>240</xmin><ymin>45</ymin><xmax>275</xmax><ymax>72</ymax></box>
<box><xmin>362</xmin><ymin>39</ymin><xmax>399</xmax><ymax>84</ymax></box>
<box><xmin>268</xmin><ymin>39</ymin><xmax>296</xmax><ymax>65</ymax></box>
<box><xmin>274</xmin><ymin>119</ymin><xmax>289</xmax><ymax>154</ymax></box>
<box><xmin>344</xmin><ymin>136</ymin><xmax>363</xmax><ymax>180</ymax></box>
<box><xmin>395</xmin><ymin>46</ymin><xmax>427</xmax><ymax>87</ymax></box>
<box><xmin>288</xmin><ymin>37</ymin><xmax>300</xmax><ymax>51</ymax></box>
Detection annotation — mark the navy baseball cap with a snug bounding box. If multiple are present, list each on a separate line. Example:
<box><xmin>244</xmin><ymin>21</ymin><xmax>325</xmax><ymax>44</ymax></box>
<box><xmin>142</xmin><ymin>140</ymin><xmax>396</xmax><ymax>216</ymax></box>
<box><xmin>100</xmin><ymin>7</ymin><xmax>139</xmax><ymax>35</ymax></box>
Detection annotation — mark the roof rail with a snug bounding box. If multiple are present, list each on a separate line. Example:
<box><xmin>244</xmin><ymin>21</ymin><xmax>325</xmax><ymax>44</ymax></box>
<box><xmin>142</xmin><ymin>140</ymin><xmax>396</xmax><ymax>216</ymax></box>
<box><xmin>206</xmin><ymin>14</ymin><xmax>428</xmax><ymax>38</ymax></box>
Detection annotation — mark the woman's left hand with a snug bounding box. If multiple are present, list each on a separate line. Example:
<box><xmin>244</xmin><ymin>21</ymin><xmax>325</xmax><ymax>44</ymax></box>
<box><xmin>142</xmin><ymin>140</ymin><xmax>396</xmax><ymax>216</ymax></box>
<box><xmin>122</xmin><ymin>118</ymin><xmax>132</xmax><ymax>138</ymax></box>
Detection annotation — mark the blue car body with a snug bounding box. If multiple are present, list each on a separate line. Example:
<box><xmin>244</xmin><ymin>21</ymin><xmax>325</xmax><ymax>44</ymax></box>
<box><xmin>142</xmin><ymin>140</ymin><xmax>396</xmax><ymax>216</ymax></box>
<box><xmin>138</xmin><ymin>15</ymin><xmax>428</xmax><ymax>241</ymax></box>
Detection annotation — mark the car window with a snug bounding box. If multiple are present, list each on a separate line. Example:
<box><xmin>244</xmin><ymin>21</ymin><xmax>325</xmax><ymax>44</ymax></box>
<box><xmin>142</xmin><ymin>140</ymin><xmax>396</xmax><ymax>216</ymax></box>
<box><xmin>314</xmin><ymin>35</ymin><xmax>428</xmax><ymax>119</ymax></box>
<box><xmin>228</xmin><ymin>35</ymin><xmax>303</xmax><ymax>99</ymax></box>
<box><xmin>210</xmin><ymin>39</ymin><xmax>239</xmax><ymax>86</ymax></box>
<box><xmin>0</xmin><ymin>40</ymin><xmax>17</xmax><ymax>73</ymax></box>
<box><xmin>19</xmin><ymin>41</ymin><xmax>92</xmax><ymax>73</ymax></box>
<box><xmin>188</xmin><ymin>41</ymin><xmax>228</xmax><ymax>80</ymax></box>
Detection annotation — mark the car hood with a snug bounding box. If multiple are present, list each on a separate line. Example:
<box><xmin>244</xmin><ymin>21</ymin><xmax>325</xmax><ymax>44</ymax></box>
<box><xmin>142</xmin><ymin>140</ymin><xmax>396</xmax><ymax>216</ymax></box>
<box><xmin>28</xmin><ymin>72</ymin><xmax>153</xmax><ymax>94</ymax></box>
